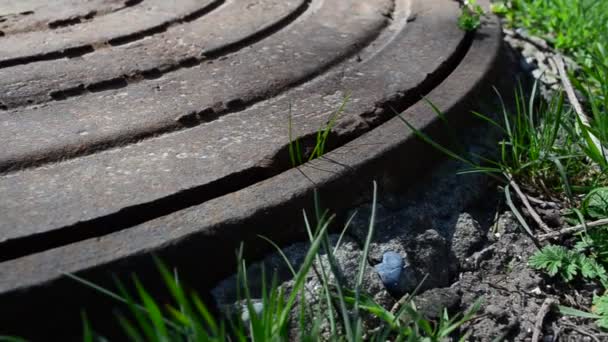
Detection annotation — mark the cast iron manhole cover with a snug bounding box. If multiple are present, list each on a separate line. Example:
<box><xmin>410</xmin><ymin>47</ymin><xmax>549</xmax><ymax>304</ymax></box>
<box><xmin>0</xmin><ymin>0</ymin><xmax>502</xmax><ymax>335</ymax></box>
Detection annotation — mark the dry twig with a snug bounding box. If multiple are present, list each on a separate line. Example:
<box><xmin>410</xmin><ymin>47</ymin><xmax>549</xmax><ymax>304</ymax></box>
<box><xmin>554</xmin><ymin>55</ymin><xmax>587</xmax><ymax>122</ymax></box>
<box><xmin>509</xmin><ymin>178</ymin><xmax>553</xmax><ymax>233</ymax></box>
<box><xmin>554</xmin><ymin>55</ymin><xmax>608</xmax><ymax>163</ymax></box>
<box><xmin>525</xmin><ymin>194</ymin><xmax>559</xmax><ymax>209</ymax></box>
<box><xmin>538</xmin><ymin>218</ymin><xmax>608</xmax><ymax>241</ymax></box>
<box><xmin>532</xmin><ymin>298</ymin><xmax>557</xmax><ymax>342</ymax></box>
<box><xmin>390</xmin><ymin>293</ymin><xmax>410</xmax><ymax>315</ymax></box>
<box><xmin>562</xmin><ymin>322</ymin><xmax>601</xmax><ymax>342</ymax></box>
<box><xmin>504</xmin><ymin>28</ymin><xmax>553</xmax><ymax>53</ymax></box>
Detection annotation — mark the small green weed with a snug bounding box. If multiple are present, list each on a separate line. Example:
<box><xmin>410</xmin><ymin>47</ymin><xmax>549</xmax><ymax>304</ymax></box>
<box><xmin>582</xmin><ymin>187</ymin><xmax>608</xmax><ymax>220</ymax></box>
<box><xmin>529</xmin><ymin>244</ymin><xmax>608</xmax><ymax>284</ymax></box>
<box><xmin>458</xmin><ymin>0</ymin><xmax>485</xmax><ymax>32</ymax></box>
<box><xmin>562</xmin><ymin>188</ymin><xmax>608</xmax><ymax>267</ymax></box>
<box><xmin>490</xmin><ymin>2</ymin><xmax>509</xmax><ymax>16</ymax></box>
<box><xmin>559</xmin><ymin>300</ymin><xmax>608</xmax><ymax>330</ymax></box>
<box><xmin>592</xmin><ymin>293</ymin><xmax>608</xmax><ymax>329</ymax></box>
<box><xmin>559</xmin><ymin>291</ymin><xmax>608</xmax><ymax>330</ymax></box>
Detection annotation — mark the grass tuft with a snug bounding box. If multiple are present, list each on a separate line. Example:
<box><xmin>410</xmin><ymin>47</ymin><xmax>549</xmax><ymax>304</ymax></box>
<box><xmin>288</xmin><ymin>95</ymin><xmax>351</xmax><ymax>168</ymax></box>
<box><xmin>63</xmin><ymin>182</ymin><xmax>480</xmax><ymax>341</ymax></box>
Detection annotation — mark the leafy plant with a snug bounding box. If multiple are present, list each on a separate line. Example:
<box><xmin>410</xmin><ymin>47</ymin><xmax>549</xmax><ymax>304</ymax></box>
<box><xmin>566</xmin><ymin>188</ymin><xmax>608</xmax><ymax>266</ymax></box>
<box><xmin>490</xmin><ymin>2</ymin><xmax>509</xmax><ymax>16</ymax></box>
<box><xmin>529</xmin><ymin>245</ymin><xmax>576</xmax><ymax>281</ymax></box>
<box><xmin>458</xmin><ymin>0</ymin><xmax>485</xmax><ymax>32</ymax></box>
<box><xmin>592</xmin><ymin>293</ymin><xmax>608</xmax><ymax>329</ymax></box>
<box><xmin>559</xmin><ymin>292</ymin><xmax>608</xmax><ymax>330</ymax></box>
<box><xmin>529</xmin><ymin>244</ymin><xmax>608</xmax><ymax>284</ymax></box>
<box><xmin>582</xmin><ymin>187</ymin><xmax>608</xmax><ymax>220</ymax></box>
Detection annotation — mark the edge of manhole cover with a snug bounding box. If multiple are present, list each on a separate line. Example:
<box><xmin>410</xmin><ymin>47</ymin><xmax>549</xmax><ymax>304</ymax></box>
<box><xmin>0</xmin><ymin>0</ymin><xmax>507</xmax><ymax>336</ymax></box>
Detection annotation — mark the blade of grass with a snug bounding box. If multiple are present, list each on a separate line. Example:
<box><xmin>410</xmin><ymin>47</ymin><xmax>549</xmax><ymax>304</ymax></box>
<box><xmin>116</xmin><ymin>278</ymin><xmax>157</xmax><ymax>342</ymax></box>
<box><xmin>81</xmin><ymin>311</ymin><xmax>94</xmax><ymax>342</ymax></box>
<box><xmin>303</xmin><ymin>209</ymin><xmax>338</xmax><ymax>336</ymax></box>
<box><xmin>559</xmin><ymin>305</ymin><xmax>601</xmax><ymax>319</ymax></box>
<box><xmin>258</xmin><ymin>234</ymin><xmax>297</xmax><ymax>278</ymax></box>
<box><xmin>334</xmin><ymin>210</ymin><xmax>357</xmax><ymax>254</ymax></box>
<box><xmin>504</xmin><ymin>185</ymin><xmax>537</xmax><ymax>239</ymax></box>
<box><xmin>133</xmin><ymin>277</ymin><xmax>169</xmax><ymax>340</ymax></box>
<box><xmin>550</xmin><ymin>156</ymin><xmax>574</xmax><ymax>202</ymax></box>
<box><xmin>277</xmin><ymin>216</ymin><xmax>332</xmax><ymax>328</ymax></box>
<box><xmin>115</xmin><ymin>313</ymin><xmax>145</xmax><ymax>342</ymax></box>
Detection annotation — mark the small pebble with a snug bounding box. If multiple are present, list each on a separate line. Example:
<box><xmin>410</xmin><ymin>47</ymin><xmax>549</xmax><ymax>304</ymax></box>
<box><xmin>239</xmin><ymin>300</ymin><xmax>264</xmax><ymax>323</ymax></box>
<box><xmin>375</xmin><ymin>251</ymin><xmax>406</xmax><ymax>294</ymax></box>
<box><xmin>374</xmin><ymin>251</ymin><xmax>416</xmax><ymax>294</ymax></box>
<box><xmin>515</xmin><ymin>28</ymin><xmax>528</xmax><ymax>37</ymax></box>
<box><xmin>534</xmin><ymin>51</ymin><xmax>547</xmax><ymax>63</ymax></box>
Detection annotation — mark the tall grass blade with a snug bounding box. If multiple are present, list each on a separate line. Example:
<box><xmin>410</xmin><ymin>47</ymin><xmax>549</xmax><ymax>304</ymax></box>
<box><xmin>278</xmin><ymin>216</ymin><xmax>332</xmax><ymax>328</ymax></box>
<box><xmin>559</xmin><ymin>305</ymin><xmax>601</xmax><ymax>319</ymax></box>
<box><xmin>397</xmin><ymin>114</ymin><xmax>476</xmax><ymax>168</ymax></box>
<box><xmin>115</xmin><ymin>278</ymin><xmax>157</xmax><ymax>342</ymax></box>
<box><xmin>334</xmin><ymin>211</ymin><xmax>357</xmax><ymax>254</ymax></box>
<box><xmin>116</xmin><ymin>313</ymin><xmax>145</xmax><ymax>342</ymax></box>
<box><xmin>258</xmin><ymin>234</ymin><xmax>297</xmax><ymax>277</ymax></box>
<box><xmin>132</xmin><ymin>277</ymin><xmax>169</xmax><ymax>340</ymax></box>
<box><xmin>81</xmin><ymin>312</ymin><xmax>94</xmax><ymax>342</ymax></box>
<box><xmin>504</xmin><ymin>185</ymin><xmax>536</xmax><ymax>238</ymax></box>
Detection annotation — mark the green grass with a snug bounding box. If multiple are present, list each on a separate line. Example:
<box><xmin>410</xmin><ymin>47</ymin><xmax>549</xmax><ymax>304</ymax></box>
<box><xmin>401</xmin><ymin>83</ymin><xmax>606</xmax><ymax>202</ymax></box>
<box><xmin>573</xmin><ymin>46</ymin><xmax>608</xmax><ymax>171</ymax></box>
<box><xmin>529</xmin><ymin>244</ymin><xmax>608</xmax><ymax>284</ymax></box>
<box><xmin>407</xmin><ymin>0</ymin><xmax>608</xmax><ymax>331</ymax></box>
<box><xmin>288</xmin><ymin>95</ymin><xmax>350</xmax><ymax>168</ymax></box>
<box><xmin>60</xmin><ymin>183</ymin><xmax>481</xmax><ymax>341</ymax></box>
<box><xmin>457</xmin><ymin>0</ymin><xmax>486</xmax><ymax>32</ymax></box>
<box><xmin>498</xmin><ymin>0</ymin><xmax>608</xmax><ymax>64</ymax></box>
<box><xmin>496</xmin><ymin>1</ymin><xmax>608</xmax><ymax>173</ymax></box>
<box><xmin>497</xmin><ymin>0</ymin><xmax>608</xmax><ymax>166</ymax></box>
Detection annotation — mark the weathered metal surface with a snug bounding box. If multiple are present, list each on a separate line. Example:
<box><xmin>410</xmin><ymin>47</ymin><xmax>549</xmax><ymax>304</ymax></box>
<box><xmin>0</xmin><ymin>0</ymin><xmax>504</xmax><ymax>337</ymax></box>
